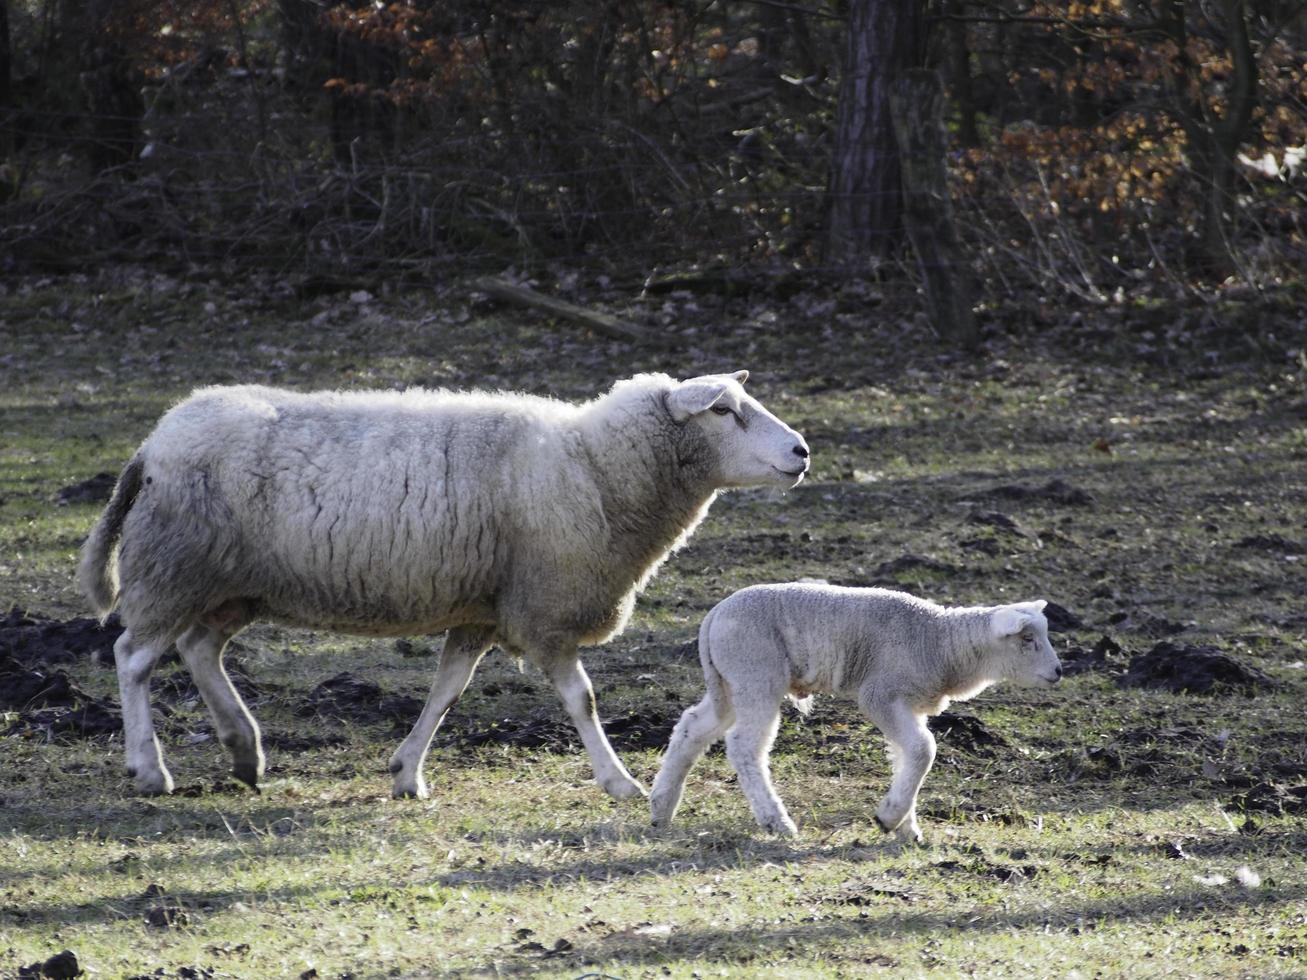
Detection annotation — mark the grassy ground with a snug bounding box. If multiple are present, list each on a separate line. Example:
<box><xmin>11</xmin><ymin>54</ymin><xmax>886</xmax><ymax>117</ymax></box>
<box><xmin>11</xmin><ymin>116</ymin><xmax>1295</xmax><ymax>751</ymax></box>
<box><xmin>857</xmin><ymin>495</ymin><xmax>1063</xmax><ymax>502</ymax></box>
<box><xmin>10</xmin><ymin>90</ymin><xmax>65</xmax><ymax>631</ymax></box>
<box><xmin>2</xmin><ymin>269</ymin><xmax>1305</xmax><ymax>979</ymax></box>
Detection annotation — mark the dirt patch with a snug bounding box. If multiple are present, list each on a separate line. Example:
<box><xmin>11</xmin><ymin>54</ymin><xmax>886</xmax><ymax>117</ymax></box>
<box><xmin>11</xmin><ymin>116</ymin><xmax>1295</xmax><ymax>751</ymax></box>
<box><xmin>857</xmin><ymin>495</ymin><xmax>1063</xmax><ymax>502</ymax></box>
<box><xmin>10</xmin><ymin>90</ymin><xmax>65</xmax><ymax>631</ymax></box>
<box><xmin>1061</xmin><ymin>635</ymin><xmax>1127</xmax><ymax>676</ymax></box>
<box><xmin>295</xmin><ymin>672</ymin><xmax>425</xmax><ymax>726</ymax></box>
<box><xmin>1042</xmin><ymin>602</ymin><xmax>1084</xmax><ymax>632</ymax></box>
<box><xmin>967</xmin><ymin>478</ymin><xmax>1094</xmax><ymax>507</ymax></box>
<box><xmin>1117</xmin><ymin>642</ymin><xmax>1277</xmax><ymax>695</ymax></box>
<box><xmin>16</xmin><ymin>949</ymin><xmax>81</xmax><ymax>979</ymax></box>
<box><xmin>0</xmin><ymin>653</ymin><xmax>121</xmax><ymax>738</ymax></box>
<box><xmin>55</xmin><ymin>472</ymin><xmax>117</xmax><ymax>506</ymax></box>
<box><xmin>859</xmin><ymin>554</ymin><xmax>960</xmax><ymax>582</ymax></box>
<box><xmin>0</xmin><ymin>607</ymin><xmax>122</xmax><ymax>667</ymax></box>
<box><xmin>438</xmin><ymin>706</ymin><xmax>679</xmax><ymax>753</ymax></box>
<box><xmin>928</xmin><ymin>712</ymin><xmax>1005</xmax><ymax>756</ymax></box>
<box><xmin>1226</xmin><ymin>781</ymin><xmax>1307</xmax><ymax>817</ymax></box>
<box><xmin>1234</xmin><ymin>533</ymin><xmax>1303</xmax><ymax>553</ymax></box>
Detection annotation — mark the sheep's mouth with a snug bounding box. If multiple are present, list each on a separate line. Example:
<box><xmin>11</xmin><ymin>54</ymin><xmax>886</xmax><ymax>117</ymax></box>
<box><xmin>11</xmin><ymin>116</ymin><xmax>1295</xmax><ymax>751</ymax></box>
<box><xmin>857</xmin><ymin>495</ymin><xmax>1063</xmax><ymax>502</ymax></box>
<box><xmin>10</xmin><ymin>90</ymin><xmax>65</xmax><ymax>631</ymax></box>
<box><xmin>773</xmin><ymin>465</ymin><xmax>808</xmax><ymax>487</ymax></box>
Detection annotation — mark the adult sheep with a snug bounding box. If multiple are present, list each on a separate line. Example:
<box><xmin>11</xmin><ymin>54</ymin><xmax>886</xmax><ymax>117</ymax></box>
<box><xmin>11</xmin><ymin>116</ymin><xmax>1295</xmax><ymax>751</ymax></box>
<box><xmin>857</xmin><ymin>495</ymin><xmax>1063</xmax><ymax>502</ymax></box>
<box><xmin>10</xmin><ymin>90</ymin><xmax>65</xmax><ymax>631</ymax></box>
<box><xmin>79</xmin><ymin>371</ymin><xmax>809</xmax><ymax>800</ymax></box>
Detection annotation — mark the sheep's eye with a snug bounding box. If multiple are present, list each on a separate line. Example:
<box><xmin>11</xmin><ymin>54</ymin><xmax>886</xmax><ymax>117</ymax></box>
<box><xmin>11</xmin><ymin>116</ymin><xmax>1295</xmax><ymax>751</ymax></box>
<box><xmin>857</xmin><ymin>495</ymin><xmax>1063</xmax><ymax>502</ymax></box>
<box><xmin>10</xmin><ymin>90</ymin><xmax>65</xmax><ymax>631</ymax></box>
<box><xmin>711</xmin><ymin>405</ymin><xmax>733</xmax><ymax>416</ymax></box>
<box><xmin>1020</xmin><ymin>630</ymin><xmax>1035</xmax><ymax>643</ymax></box>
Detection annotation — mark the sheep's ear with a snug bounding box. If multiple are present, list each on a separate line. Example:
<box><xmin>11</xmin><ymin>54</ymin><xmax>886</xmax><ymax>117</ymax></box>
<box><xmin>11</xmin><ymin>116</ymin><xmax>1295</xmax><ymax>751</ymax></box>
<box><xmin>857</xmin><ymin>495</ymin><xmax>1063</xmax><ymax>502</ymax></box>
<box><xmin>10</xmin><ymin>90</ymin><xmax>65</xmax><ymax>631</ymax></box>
<box><xmin>731</xmin><ymin>370</ymin><xmax>749</xmax><ymax>384</ymax></box>
<box><xmin>666</xmin><ymin>378</ymin><xmax>729</xmax><ymax>421</ymax></box>
<box><xmin>991</xmin><ymin>607</ymin><xmax>1032</xmax><ymax>637</ymax></box>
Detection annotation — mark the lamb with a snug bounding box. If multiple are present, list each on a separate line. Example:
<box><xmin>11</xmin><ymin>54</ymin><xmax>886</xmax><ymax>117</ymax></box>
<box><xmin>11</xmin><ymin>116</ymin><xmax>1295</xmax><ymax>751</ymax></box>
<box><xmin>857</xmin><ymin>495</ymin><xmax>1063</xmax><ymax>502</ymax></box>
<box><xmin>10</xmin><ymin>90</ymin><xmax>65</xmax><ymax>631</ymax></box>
<box><xmin>649</xmin><ymin>583</ymin><xmax>1062</xmax><ymax>841</ymax></box>
<box><xmin>78</xmin><ymin>371</ymin><xmax>810</xmax><ymax>799</ymax></box>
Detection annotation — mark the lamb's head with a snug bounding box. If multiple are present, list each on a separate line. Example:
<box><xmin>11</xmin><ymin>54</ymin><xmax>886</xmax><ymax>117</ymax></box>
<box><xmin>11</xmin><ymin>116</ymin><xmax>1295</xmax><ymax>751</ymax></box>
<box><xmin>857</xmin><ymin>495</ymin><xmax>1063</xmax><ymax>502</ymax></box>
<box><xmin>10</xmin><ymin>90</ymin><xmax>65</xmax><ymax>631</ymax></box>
<box><xmin>665</xmin><ymin>371</ymin><xmax>810</xmax><ymax>489</ymax></box>
<box><xmin>989</xmin><ymin>600</ymin><xmax>1062</xmax><ymax>687</ymax></box>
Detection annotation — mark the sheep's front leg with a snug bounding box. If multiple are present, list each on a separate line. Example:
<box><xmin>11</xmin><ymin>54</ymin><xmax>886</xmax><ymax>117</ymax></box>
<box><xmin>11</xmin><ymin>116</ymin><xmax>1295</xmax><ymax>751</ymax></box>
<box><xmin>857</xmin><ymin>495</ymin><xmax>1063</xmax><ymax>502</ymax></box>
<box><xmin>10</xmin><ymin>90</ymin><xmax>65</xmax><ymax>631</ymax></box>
<box><xmin>390</xmin><ymin>625</ymin><xmax>495</xmax><ymax>799</ymax></box>
<box><xmin>543</xmin><ymin>656</ymin><xmax>645</xmax><ymax>800</ymax></box>
<box><xmin>113</xmin><ymin>629</ymin><xmax>173</xmax><ymax>795</ymax></box>
<box><xmin>725</xmin><ymin>705</ymin><xmax>797</xmax><ymax>836</ymax></box>
<box><xmin>650</xmin><ymin>693</ymin><xmax>735</xmax><ymax>827</ymax></box>
<box><xmin>862</xmin><ymin>695</ymin><xmax>935</xmax><ymax>843</ymax></box>
<box><xmin>176</xmin><ymin>623</ymin><xmax>264</xmax><ymax>790</ymax></box>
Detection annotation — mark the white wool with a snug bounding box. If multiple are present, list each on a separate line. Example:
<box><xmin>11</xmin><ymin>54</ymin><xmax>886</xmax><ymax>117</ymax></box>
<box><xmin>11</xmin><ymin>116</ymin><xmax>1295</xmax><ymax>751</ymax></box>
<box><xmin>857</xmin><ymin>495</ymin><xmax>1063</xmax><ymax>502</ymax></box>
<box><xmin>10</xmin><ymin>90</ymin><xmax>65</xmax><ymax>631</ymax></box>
<box><xmin>650</xmin><ymin>583</ymin><xmax>1062</xmax><ymax>841</ymax></box>
<box><xmin>79</xmin><ymin>372</ymin><xmax>810</xmax><ymax>799</ymax></box>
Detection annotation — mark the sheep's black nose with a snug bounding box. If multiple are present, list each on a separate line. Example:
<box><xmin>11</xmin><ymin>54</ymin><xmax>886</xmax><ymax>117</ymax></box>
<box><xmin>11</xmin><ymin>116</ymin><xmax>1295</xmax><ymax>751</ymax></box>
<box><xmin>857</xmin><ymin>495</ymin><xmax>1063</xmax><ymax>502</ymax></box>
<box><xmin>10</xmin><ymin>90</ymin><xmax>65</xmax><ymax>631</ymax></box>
<box><xmin>1054</xmin><ymin>665</ymin><xmax>1064</xmax><ymax>680</ymax></box>
<box><xmin>793</xmin><ymin>444</ymin><xmax>809</xmax><ymax>459</ymax></box>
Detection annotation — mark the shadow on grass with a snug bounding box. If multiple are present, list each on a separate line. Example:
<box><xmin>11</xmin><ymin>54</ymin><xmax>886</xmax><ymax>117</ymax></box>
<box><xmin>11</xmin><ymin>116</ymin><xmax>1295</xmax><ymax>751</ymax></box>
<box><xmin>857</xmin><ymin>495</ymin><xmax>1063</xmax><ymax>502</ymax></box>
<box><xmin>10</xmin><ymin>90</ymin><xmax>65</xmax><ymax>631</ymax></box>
<box><xmin>473</xmin><ymin>878</ymin><xmax>1307</xmax><ymax>976</ymax></box>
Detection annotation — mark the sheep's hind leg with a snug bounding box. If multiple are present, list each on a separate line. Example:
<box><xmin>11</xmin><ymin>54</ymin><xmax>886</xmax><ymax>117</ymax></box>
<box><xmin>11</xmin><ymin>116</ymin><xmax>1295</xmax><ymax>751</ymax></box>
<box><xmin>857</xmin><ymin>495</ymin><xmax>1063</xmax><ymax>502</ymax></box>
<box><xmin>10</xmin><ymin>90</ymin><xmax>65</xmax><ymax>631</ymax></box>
<box><xmin>114</xmin><ymin>629</ymin><xmax>174</xmax><ymax>795</ymax></box>
<box><xmin>650</xmin><ymin>694</ymin><xmax>735</xmax><ymax>827</ymax></box>
<box><xmin>390</xmin><ymin>625</ymin><xmax>494</xmax><ymax>799</ymax></box>
<box><xmin>176</xmin><ymin>622</ymin><xmax>264</xmax><ymax>790</ymax></box>
<box><xmin>544</xmin><ymin>656</ymin><xmax>645</xmax><ymax>800</ymax></box>
<box><xmin>862</xmin><ymin>696</ymin><xmax>935</xmax><ymax>844</ymax></box>
<box><xmin>725</xmin><ymin>706</ymin><xmax>796</xmax><ymax>836</ymax></box>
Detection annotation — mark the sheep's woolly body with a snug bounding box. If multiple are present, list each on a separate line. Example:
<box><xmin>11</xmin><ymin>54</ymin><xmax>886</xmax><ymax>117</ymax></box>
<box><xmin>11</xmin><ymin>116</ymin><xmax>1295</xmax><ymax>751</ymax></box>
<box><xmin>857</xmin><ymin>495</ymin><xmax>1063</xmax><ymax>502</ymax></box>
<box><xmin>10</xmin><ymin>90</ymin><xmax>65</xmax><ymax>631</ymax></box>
<box><xmin>85</xmin><ymin>375</ymin><xmax>717</xmax><ymax>653</ymax></box>
<box><xmin>79</xmin><ymin>370</ymin><xmax>810</xmax><ymax>800</ymax></box>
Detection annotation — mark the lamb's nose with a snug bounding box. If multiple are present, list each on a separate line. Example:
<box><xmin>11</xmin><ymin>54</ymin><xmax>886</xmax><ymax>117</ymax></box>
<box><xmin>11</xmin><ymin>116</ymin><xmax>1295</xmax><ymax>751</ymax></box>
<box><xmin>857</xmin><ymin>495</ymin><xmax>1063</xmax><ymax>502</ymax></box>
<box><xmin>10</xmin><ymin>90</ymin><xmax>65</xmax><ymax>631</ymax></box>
<box><xmin>792</xmin><ymin>443</ymin><xmax>809</xmax><ymax>460</ymax></box>
<box><xmin>1054</xmin><ymin>665</ymin><xmax>1064</xmax><ymax>680</ymax></box>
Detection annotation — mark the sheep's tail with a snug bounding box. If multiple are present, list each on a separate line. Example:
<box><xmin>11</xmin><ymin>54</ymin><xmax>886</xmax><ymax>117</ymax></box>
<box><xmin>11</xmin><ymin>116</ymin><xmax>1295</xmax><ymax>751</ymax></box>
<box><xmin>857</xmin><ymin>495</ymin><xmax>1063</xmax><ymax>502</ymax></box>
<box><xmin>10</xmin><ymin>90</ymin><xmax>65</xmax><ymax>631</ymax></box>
<box><xmin>697</xmin><ymin>603</ymin><xmax>731</xmax><ymax>715</ymax></box>
<box><xmin>77</xmin><ymin>454</ymin><xmax>145</xmax><ymax>619</ymax></box>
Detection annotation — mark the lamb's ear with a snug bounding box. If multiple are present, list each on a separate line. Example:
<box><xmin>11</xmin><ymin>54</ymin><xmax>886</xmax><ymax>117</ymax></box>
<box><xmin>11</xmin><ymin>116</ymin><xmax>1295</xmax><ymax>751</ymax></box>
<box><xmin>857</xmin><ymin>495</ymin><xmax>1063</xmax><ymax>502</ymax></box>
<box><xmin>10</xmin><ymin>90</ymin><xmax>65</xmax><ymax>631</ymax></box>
<box><xmin>991</xmin><ymin>607</ymin><xmax>1032</xmax><ymax>637</ymax></box>
<box><xmin>666</xmin><ymin>378</ymin><xmax>729</xmax><ymax>422</ymax></box>
<box><xmin>731</xmin><ymin>370</ymin><xmax>749</xmax><ymax>384</ymax></box>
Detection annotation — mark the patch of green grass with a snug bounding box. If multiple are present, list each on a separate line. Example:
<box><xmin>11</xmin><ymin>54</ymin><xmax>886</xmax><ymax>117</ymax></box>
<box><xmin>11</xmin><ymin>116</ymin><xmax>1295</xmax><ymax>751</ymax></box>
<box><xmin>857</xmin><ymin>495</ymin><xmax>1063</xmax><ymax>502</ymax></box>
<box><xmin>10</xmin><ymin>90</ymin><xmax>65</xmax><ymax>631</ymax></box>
<box><xmin>2</xmin><ymin>272</ymin><xmax>1305</xmax><ymax>978</ymax></box>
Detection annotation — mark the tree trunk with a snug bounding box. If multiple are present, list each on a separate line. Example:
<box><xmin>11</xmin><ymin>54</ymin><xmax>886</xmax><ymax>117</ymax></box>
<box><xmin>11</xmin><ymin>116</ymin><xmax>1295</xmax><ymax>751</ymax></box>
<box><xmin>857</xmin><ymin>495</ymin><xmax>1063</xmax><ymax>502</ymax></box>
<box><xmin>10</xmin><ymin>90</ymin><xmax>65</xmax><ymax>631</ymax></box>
<box><xmin>75</xmin><ymin>0</ymin><xmax>143</xmax><ymax>172</ymax></box>
<box><xmin>890</xmin><ymin>68</ymin><xmax>977</xmax><ymax>348</ymax></box>
<box><xmin>826</xmin><ymin>0</ymin><xmax>922</xmax><ymax>267</ymax></box>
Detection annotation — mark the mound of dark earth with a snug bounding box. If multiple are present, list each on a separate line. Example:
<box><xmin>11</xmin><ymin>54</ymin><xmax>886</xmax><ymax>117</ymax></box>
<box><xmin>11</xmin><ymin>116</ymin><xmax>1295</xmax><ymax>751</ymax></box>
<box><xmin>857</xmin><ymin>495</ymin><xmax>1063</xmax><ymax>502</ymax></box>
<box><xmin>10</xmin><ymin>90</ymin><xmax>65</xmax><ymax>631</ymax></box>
<box><xmin>437</xmin><ymin>707</ymin><xmax>679</xmax><ymax>752</ymax></box>
<box><xmin>0</xmin><ymin>653</ymin><xmax>120</xmax><ymax>737</ymax></box>
<box><xmin>1117</xmin><ymin>641</ymin><xmax>1276</xmax><ymax>695</ymax></box>
<box><xmin>0</xmin><ymin>606</ymin><xmax>122</xmax><ymax>667</ymax></box>
<box><xmin>1041</xmin><ymin>602</ymin><xmax>1083</xmax><ymax>633</ymax></box>
<box><xmin>1061</xmin><ymin>635</ymin><xmax>1127</xmax><ymax>676</ymax></box>
<box><xmin>970</xmin><ymin>478</ymin><xmax>1093</xmax><ymax>507</ymax></box>
<box><xmin>1226</xmin><ymin>780</ymin><xmax>1307</xmax><ymax>816</ymax></box>
<box><xmin>296</xmin><ymin>672</ymin><xmax>425</xmax><ymax>726</ymax></box>
<box><xmin>55</xmin><ymin>471</ymin><xmax>117</xmax><ymax>506</ymax></box>
<box><xmin>928</xmin><ymin>712</ymin><xmax>1005</xmax><ymax>756</ymax></box>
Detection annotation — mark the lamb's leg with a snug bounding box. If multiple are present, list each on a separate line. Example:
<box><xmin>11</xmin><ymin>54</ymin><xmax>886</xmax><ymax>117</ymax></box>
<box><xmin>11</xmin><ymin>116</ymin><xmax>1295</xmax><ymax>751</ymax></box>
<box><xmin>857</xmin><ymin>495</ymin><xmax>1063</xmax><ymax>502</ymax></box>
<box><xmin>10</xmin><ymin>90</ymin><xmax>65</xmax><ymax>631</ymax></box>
<box><xmin>389</xmin><ymin>625</ymin><xmax>494</xmax><ymax>799</ymax></box>
<box><xmin>650</xmin><ymin>694</ymin><xmax>735</xmax><ymax>827</ymax></box>
<box><xmin>725</xmin><ymin>705</ymin><xmax>796</xmax><ymax>836</ymax></box>
<box><xmin>176</xmin><ymin>623</ymin><xmax>263</xmax><ymax>790</ymax></box>
<box><xmin>862</xmin><ymin>696</ymin><xmax>935</xmax><ymax>844</ymax></box>
<box><xmin>543</xmin><ymin>656</ymin><xmax>645</xmax><ymax>800</ymax></box>
<box><xmin>113</xmin><ymin>629</ymin><xmax>173</xmax><ymax>795</ymax></box>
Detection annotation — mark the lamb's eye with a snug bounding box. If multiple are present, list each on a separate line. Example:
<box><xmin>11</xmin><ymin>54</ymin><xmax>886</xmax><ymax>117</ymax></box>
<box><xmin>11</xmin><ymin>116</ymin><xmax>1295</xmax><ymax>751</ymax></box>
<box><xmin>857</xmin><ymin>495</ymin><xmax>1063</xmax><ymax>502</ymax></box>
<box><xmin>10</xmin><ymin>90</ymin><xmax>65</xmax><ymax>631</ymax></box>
<box><xmin>1020</xmin><ymin>630</ymin><xmax>1035</xmax><ymax>643</ymax></box>
<box><xmin>711</xmin><ymin>405</ymin><xmax>733</xmax><ymax>416</ymax></box>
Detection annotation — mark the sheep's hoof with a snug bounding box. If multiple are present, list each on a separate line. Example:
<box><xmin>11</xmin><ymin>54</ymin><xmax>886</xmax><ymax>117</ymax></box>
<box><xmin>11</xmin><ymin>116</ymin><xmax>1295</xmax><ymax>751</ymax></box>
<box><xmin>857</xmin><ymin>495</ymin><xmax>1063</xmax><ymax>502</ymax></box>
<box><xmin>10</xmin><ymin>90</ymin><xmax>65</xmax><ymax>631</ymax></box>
<box><xmin>392</xmin><ymin>782</ymin><xmax>430</xmax><ymax>801</ymax></box>
<box><xmin>603</xmin><ymin>777</ymin><xmax>647</xmax><ymax>801</ymax></box>
<box><xmin>874</xmin><ymin>813</ymin><xmax>893</xmax><ymax>834</ymax></box>
<box><xmin>131</xmin><ymin>770</ymin><xmax>175</xmax><ymax>796</ymax></box>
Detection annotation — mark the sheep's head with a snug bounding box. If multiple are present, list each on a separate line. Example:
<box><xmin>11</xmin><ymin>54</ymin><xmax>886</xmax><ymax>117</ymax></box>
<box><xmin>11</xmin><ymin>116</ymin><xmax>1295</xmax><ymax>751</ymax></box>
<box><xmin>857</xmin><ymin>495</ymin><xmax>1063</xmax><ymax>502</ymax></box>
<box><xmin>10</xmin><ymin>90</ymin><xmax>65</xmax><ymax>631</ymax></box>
<box><xmin>665</xmin><ymin>371</ymin><xmax>810</xmax><ymax>489</ymax></box>
<box><xmin>989</xmin><ymin>600</ymin><xmax>1062</xmax><ymax>687</ymax></box>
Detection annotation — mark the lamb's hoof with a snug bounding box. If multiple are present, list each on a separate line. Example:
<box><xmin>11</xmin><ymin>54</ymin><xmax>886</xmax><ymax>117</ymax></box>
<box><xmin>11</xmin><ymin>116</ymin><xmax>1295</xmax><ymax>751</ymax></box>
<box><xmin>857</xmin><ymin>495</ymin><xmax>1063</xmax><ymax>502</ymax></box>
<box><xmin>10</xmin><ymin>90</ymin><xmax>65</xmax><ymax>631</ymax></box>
<box><xmin>763</xmin><ymin>817</ymin><xmax>799</xmax><ymax>838</ymax></box>
<box><xmin>602</xmin><ymin>777</ymin><xmax>647</xmax><ymax>801</ymax></box>
<box><xmin>874</xmin><ymin>813</ymin><xmax>897</xmax><ymax>835</ymax></box>
<box><xmin>895</xmin><ymin>823</ymin><xmax>924</xmax><ymax>845</ymax></box>
<box><xmin>232</xmin><ymin>760</ymin><xmax>263</xmax><ymax>792</ymax></box>
<box><xmin>392</xmin><ymin>776</ymin><xmax>430</xmax><ymax>800</ymax></box>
